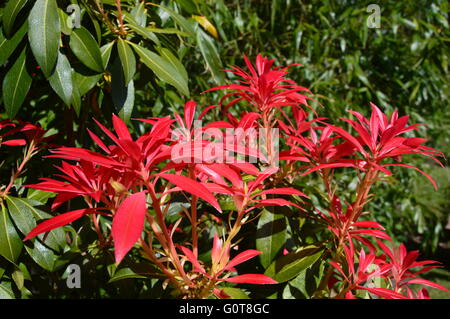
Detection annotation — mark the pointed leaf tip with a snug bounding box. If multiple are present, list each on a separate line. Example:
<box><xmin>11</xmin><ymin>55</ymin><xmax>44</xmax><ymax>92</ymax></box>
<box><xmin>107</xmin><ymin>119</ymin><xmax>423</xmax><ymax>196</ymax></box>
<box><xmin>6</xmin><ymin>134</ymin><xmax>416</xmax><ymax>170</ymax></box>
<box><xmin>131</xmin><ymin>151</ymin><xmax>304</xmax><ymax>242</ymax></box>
<box><xmin>112</xmin><ymin>192</ymin><xmax>147</xmax><ymax>264</ymax></box>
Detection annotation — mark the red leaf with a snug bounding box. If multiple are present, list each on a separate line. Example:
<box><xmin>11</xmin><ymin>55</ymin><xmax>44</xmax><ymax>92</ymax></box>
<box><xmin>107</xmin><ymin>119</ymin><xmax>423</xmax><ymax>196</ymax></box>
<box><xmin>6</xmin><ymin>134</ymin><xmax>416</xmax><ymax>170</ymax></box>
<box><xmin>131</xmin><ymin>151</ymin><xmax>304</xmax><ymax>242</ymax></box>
<box><xmin>160</xmin><ymin>174</ymin><xmax>222</xmax><ymax>212</ymax></box>
<box><xmin>112</xmin><ymin>192</ymin><xmax>147</xmax><ymax>264</ymax></box>
<box><xmin>50</xmin><ymin>147</ymin><xmax>124</xmax><ymax>167</ymax></box>
<box><xmin>331</xmin><ymin>125</ymin><xmax>367</xmax><ymax>156</ymax></box>
<box><xmin>358</xmin><ymin>286</ymin><xmax>407</xmax><ymax>299</ymax></box>
<box><xmin>221</xmin><ymin>274</ymin><xmax>277</xmax><ymax>284</ymax></box>
<box><xmin>112</xmin><ymin>114</ymin><xmax>132</xmax><ymax>141</ymax></box>
<box><xmin>258</xmin><ymin>188</ymin><xmax>308</xmax><ymax>198</ymax></box>
<box><xmin>0</xmin><ymin>139</ymin><xmax>27</xmax><ymax>146</ymax></box>
<box><xmin>178</xmin><ymin>245</ymin><xmax>206</xmax><ymax>274</ymax></box>
<box><xmin>24</xmin><ymin>208</ymin><xmax>94</xmax><ymax>241</ymax></box>
<box><xmin>211</xmin><ymin>233</ymin><xmax>223</xmax><ymax>264</ymax></box>
<box><xmin>223</xmin><ymin>249</ymin><xmax>261</xmax><ymax>272</ymax></box>
<box><xmin>203</xmin><ymin>183</ymin><xmax>234</xmax><ymax>195</ymax></box>
<box><xmin>384</xmin><ymin>163</ymin><xmax>438</xmax><ymax>190</ymax></box>
<box><xmin>349</xmin><ymin>229</ymin><xmax>392</xmax><ymax>241</ymax></box>
<box><xmin>407</xmin><ymin>279</ymin><xmax>450</xmax><ymax>292</ymax></box>
<box><xmin>254</xmin><ymin>198</ymin><xmax>300</xmax><ymax>209</ymax></box>
<box><xmin>301</xmin><ymin>162</ymin><xmax>357</xmax><ymax>176</ymax></box>
<box><xmin>352</xmin><ymin>221</ymin><xmax>385</xmax><ymax>229</ymax></box>
<box><xmin>184</xmin><ymin>101</ymin><xmax>197</xmax><ymax>129</ymax></box>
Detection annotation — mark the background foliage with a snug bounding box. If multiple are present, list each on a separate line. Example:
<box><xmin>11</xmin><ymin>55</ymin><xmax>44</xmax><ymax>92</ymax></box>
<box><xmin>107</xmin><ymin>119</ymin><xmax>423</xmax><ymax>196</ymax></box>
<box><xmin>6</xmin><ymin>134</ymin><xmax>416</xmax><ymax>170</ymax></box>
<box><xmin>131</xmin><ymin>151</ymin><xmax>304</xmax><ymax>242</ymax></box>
<box><xmin>0</xmin><ymin>0</ymin><xmax>448</xmax><ymax>298</ymax></box>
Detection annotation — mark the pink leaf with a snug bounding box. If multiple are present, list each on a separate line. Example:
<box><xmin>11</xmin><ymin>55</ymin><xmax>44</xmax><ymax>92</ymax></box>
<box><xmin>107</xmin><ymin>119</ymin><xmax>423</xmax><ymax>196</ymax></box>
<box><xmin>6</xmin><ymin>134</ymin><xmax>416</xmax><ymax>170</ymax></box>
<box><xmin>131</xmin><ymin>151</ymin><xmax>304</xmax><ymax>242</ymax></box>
<box><xmin>407</xmin><ymin>279</ymin><xmax>450</xmax><ymax>292</ymax></box>
<box><xmin>258</xmin><ymin>188</ymin><xmax>308</xmax><ymax>198</ymax></box>
<box><xmin>112</xmin><ymin>192</ymin><xmax>147</xmax><ymax>264</ymax></box>
<box><xmin>223</xmin><ymin>250</ymin><xmax>261</xmax><ymax>272</ymax></box>
<box><xmin>221</xmin><ymin>274</ymin><xmax>277</xmax><ymax>284</ymax></box>
<box><xmin>112</xmin><ymin>114</ymin><xmax>132</xmax><ymax>141</ymax></box>
<box><xmin>184</xmin><ymin>101</ymin><xmax>197</xmax><ymax>129</ymax></box>
<box><xmin>352</xmin><ymin>221</ymin><xmax>385</xmax><ymax>229</ymax></box>
<box><xmin>178</xmin><ymin>245</ymin><xmax>206</xmax><ymax>274</ymax></box>
<box><xmin>160</xmin><ymin>174</ymin><xmax>222</xmax><ymax>212</ymax></box>
<box><xmin>384</xmin><ymin>163</ymin><xmax>438</xmax><ymax>190</ymax></box>
<box><xmin>0</xmin><ymin>139</ymin><xmax>27</xmax><ymax>146</ymax></box>
<box><xmin>254</xmin><ymin>198</ymin><xmax>300</xmax><ymax>209</ymax></box>
<box><xmin>24</xmin><ymin>208</ymin><xmax>95</xmax><ymax>241</ymax></box>
<box><xmin>349</xmin><ymin>229</ymin><xmax>392</xmax><ymax>241</ymax></box>
<box><xmin>358</xmin><ymin>286</ymin><xmax>407</xmax><ymax>299</ymax></box>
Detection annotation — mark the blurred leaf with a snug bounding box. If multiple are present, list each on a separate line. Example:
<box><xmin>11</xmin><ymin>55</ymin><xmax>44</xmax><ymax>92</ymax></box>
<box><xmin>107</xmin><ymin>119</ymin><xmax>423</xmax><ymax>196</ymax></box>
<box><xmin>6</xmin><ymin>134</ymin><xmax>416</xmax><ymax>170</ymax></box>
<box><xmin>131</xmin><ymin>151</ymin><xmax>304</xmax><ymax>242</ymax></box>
<box><xmin>151</xmin><ymin>3</ymin><xmax>196</xmax><ymax>37</ymax></box>
<box><xmin>196</xmin><ymin>28</ymin><xmax>224</xmax><ymax>85</ymax></box>
<box><xmin>0</xmin><ymin>282</ymin><xmax>14</xmax><ymax>299</ymax></box>
<box><xmin>12</xmin><ymin>268</ymin><xmax>24</xmax><ymax>290</ymax></box>
<box><xmin>193</xmin><ymin>15</ymin><xmax>218</xmax><ymax>39</ymax></box>
<box><xmin>130</xmin><ymin>1</ymin><xmax>147</xmax><ymax>27</ymax></box>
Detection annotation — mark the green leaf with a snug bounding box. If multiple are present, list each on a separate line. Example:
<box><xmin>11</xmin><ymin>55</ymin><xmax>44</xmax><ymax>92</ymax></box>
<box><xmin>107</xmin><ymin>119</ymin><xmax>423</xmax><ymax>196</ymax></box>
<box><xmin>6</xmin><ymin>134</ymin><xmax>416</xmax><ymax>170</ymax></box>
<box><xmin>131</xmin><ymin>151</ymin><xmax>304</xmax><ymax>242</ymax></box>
<box><xmin>123</xmin><ymin>13</ymin><xmax>160</xmax><ymax>46</ymax></box>
<box><xmin>0</xmin><ymin>204</ymin><xmax>23</xmax><ymax>264</ymax></box>
<box><xmin>26</xmin><ymin>189</ymin><xmax>55</xmax><ymax>204</ymax></box>
<box><xmin>151</xmin><ymin>3</ymin><xmax>196</xmax><ymax>38</ymax></box>
<box><xmin>25</xmin><ymin>239</ymin><xmax>55</xmax><ymax>271</ymax></box>
<box><xmin>0</xmin><ymin>21</ymin><xmax>28</xmax><ymax>65</ymax></box>
<box><xmin>264</xmin><ymin>245</ymin><xmax>323</xmax><ymax>283</ymax></box>
<box><xmin>49</xmin><ymin>52</ymin><xmax>73</xmax><ymax>106</ymax></box>
<box><xmin>196</xmin><ymin>28</ymin><xmax>224</xmax><ymax>84</ymax></box>
<box><xmin>71</xmin><ymin>72</ymin><xmax>82</xmax><ymax>116</ymax></box>
<box><xmin>145</xmin><ymin>27</ymin><xmax>188</xmax><ymax>36</ymax></box>
<box><xmin>2</xmin><ymin>0</ymin><xmax>29</xmax><ymax>37</ymax></box>
<box><xmin>69</xmin><ymin>26</ymin><xmax>104</xmax><ymax>73</ymax></box>
<box><xmin>256</xmin><ymin>208</ymin><xmax>287</xmax><ymax>268</ymax></box>
<box><xmin>158</xmin><ymin>48</ymin><xmax>188</xmax><ymax>84</ymax></box>
<box><xmin>5</xmin><ymin>196</ymin><xmax>37</xmax><ymax>236</ymax></box>
<box><xmin>0</xmin><ymin>282</ymin><xmax>14</xmax><ymax>299</ymax></box>
<box><xmin>58</xmin><ymin>8</ymin><xmax>72</xmax><ymax>35</ymax></box>
<box><xmin>221</xmin><ymin>287</ymin><xmax>250</xmax><ymax>299</ymax></box>
<box><xmin>100</xmin><ymin>42</ymin><xmax>115</xmax><ymax>68</ymax></box>
<box><xmin>130</xmin><ymin>1</ymin><xmax>147</xmax><ymax>27</ymax></box>
<box><xmin>130</xmin><ymin>42</ymin><xmax>189</xmax><ymax>96</ymax></box>
<box><xmin>117</xmin><ymin>38</ymin><xmax>136</xmax><ymax>85</ymax></box>
<box><xmin>110</xmin><ymin>57</ymin><xmax>135</xmax><ymax>123</ymax></box>
<box><xmin>73</xmin><ymin>72</ymin><xmax>102</xmax><ymax>97</ymax></box>
<box><xmin>2</xmin><ymin>47</ymin><xmax>32</xmax><ymax>118</ymax></box>
<box><xmin>28</xmin><ymin>0</ymin><xmax>60</xmax><ymax>77</ymax></box>
<box><xmin>118</xmin><ymin>80</ymin><xmax>134</xmax><ymax>123</ymax></box>
<box><xmin>16</xmin><ymin>198</ymin><xmax>66</xmax><ymax>252</ymax></box>
<box><xmin>12</xmin><ymin>268</ymin><xmax>24</xmax><ymax>290</ymax></box>
<box><xmin>108</xmin><ymin>267</ymin><xmax>146</xmax><ymax>283</ymax></box>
